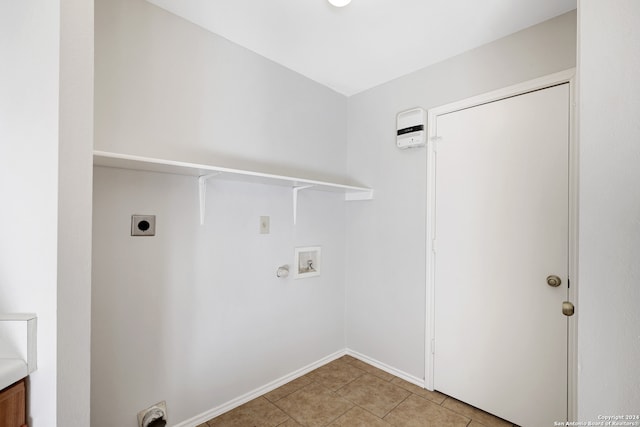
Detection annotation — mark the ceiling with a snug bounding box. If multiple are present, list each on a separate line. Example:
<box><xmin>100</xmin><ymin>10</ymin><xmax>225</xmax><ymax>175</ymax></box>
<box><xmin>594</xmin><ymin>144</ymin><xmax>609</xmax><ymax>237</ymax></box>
<box><xmin>145</xmin><ymin>0</ymin><xmax>576</xmax><ymax>96</ymax></box>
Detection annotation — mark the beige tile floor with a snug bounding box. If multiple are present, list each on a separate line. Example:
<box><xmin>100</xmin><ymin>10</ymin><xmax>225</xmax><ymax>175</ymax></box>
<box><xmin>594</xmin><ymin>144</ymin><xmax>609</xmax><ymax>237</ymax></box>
<box><xmin>198</xmin><ymin>355</ymin><xmax>518</xmax><ymax>427</ymax></box>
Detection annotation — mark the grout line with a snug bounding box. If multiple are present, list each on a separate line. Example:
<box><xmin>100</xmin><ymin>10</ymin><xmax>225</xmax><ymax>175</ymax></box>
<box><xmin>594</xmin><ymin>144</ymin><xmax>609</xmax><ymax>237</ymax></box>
<box><xmin>355</xmin><ymin>403</ymin><xmax>388</xmax><ymax>423</ymax></box>
<box><xmin>381</xmin><ymin>389</ymin><xmax>413</xmax><ymax>419</ymax></box>
<box><xmin>439</xmin><ymin>396</ymin><xmax>513</xmax><ymax>426</ymax></box>
<box><xmin>323</xmin><ymin>403</ymin><xmax>354</xmax><ymax>427</ymax></box>
<box><xmin>275</xmin><ymin>418</ymin><xmax>294</xmax><ymax>427</ymax></box>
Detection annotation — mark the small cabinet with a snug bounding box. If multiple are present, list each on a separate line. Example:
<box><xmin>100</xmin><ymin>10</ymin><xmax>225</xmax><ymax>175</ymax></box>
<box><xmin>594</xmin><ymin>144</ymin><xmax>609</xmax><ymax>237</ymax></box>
<box><xmin>0</xmin><ymin>379</ymin><xmax>26</xmax><ymax>427</ymax></box>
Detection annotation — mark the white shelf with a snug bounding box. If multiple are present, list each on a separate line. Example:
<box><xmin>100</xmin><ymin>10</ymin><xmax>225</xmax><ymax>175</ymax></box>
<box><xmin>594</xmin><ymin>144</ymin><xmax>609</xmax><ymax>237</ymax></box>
<box><xmin>93</xmin><ymin>151</ymin><xmax>373</xmax><ymax>224</ymax></box>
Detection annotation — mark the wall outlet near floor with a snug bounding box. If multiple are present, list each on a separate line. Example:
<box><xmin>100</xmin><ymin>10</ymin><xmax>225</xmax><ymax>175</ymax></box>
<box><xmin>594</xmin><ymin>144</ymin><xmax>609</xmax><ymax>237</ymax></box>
<box><xmin>131</xmin><ymin>215</ymin><xmax>156</xmax><ymax>236</ymax></box>
<box><xmin>137</xmin><ymin>401</ymin><xmax>167</xmax><ymax>427</ymax></box>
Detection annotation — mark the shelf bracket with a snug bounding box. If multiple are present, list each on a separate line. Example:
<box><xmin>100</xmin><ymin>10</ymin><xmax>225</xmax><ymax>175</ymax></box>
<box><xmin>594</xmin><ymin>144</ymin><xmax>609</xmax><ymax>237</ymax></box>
<box><xmin>198</xmin><ymin>173</ymin><xmax>221</xmax><ymax>225</ymax></box>
<box><xmin>293</xmin><ymin>185</ymin><xmax>314</xmax><ymax>225</ymax></box>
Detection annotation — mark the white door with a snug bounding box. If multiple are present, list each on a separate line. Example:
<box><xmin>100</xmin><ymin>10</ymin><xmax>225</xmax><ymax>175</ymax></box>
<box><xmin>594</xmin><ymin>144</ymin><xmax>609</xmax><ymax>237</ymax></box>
<box><xmin>433</xmin><ymin>84</ymin><xmax>570</xmax><ymax>427</ymax></box>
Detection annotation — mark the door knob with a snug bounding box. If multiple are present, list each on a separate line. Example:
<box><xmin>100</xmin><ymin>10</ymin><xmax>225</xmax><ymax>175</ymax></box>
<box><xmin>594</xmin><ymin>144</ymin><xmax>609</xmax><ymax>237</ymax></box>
<box><xmin>562</xmin><ymin>301</ymin><xmax>575</xmax><ymax>316</ymax></box>
<box><xmin>546</xmin><ymin>275</ymin><xmax>562</xmax><ymax>287</ymax></box>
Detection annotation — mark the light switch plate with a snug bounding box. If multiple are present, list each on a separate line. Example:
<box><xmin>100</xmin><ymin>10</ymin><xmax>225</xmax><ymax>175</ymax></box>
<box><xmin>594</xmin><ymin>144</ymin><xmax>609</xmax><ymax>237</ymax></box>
<box><xmin>260</xmin><ymin>216</ymin><xmax>270</xmax><ymax>234</ymax></box>
<box><xmin>131</xmin><ymin>215</ymin><xmax>156</xmax><ymax>236</ymax></box>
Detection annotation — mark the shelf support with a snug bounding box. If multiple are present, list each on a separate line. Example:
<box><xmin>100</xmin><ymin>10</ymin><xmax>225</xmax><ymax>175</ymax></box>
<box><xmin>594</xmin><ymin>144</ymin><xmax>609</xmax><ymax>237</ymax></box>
<box><xmin>198</xmin><ymin>173</ymin><xmax>221</xmax><ymax>225</ymax></box>
<box><xmin>293</xmin><ymin>185</ymin><xmax>314</xmax><ymax>225</ymax></box>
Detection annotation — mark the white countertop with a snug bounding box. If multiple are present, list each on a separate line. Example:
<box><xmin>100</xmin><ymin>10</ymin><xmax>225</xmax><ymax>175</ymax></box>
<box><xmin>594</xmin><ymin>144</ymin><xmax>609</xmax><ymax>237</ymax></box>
<box><xmin>0</xmin><ymin>313</ymin><xmax>37</xmax><ymax>389</ymax></box>
<box><xmin>0</xmin><ymin>358</ymin><xmax>28</xmax><ymax>390</ymax></box>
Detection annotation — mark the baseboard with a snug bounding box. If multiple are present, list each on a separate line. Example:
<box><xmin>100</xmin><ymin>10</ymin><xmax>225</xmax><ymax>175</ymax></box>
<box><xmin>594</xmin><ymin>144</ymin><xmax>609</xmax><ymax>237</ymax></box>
<box><xmin>346</xmin><ymin>348</ymin><xmax>425</xmax><ymax>389</ymax></box>
<box><xmin>173</xmin><ymin>349</ymin><xmax>346</xmax><ymax>427</ymax></box>
<box><xmin>173</xmin><ymin>348</ymin><xmax>424</xmax><ymax>426</ymax></box>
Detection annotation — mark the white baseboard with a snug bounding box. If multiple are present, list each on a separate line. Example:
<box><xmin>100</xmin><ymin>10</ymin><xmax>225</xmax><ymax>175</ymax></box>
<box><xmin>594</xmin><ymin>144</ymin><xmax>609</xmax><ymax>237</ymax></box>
<box><xmin>345</xmin><ymin>348</ymin><xmax>425</xmax><ymax>389</ymax></box>
<box><xmin>172</xmin><ymin>349</ymin><xmax>346</xmax><ymax>427</ymax></box>
<box><xmin>173</xmin><ymin>348</ymin><xmax>425</xmax><ymax>427</ymax></box>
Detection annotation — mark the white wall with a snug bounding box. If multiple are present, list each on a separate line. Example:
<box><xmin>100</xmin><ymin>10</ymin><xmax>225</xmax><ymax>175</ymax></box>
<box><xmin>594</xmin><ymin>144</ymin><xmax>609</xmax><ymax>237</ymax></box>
<box><xmin>0</xmin><ymin>1</ymin><xmax>60</xmax><ymax>424</ymax></box>
<box><xmin>92</xmin><ymin>170</ymin><xmax>347</xmax><ymax>426</ymax></box>
<box><xmin>94</xmin><ymin>0</ymin><xmax>348</xmax><ymax>184</ymax></box>
<box><xmin>57</xmin><ymin>0</ymin><xmax>94</xmax><ymax>425</ymax></box>
<box><xmin>1</xmin><ymin>1</ymin><xmax>93</xmax><ymax>425</ymax></box>
<box><xmin>577</xmin><ymin>0</ymin><xmax>640</xmax><ymax>418</ymax></box>
<box><xmin>92</xmin><ymin>0</ymin><xmax>349</xmax><ymax>425</ymax></box>
<box><xmin>345</xmin><ymin>11</ymin><xmax>577</xmax><ymax>381</ymax></box>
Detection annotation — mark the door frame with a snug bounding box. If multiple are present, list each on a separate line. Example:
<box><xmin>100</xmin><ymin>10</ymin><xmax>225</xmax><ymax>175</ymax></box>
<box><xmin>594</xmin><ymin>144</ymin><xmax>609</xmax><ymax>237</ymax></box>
<box><xmin>424</xmin><ymin>68</ymin><xmax>578</xmax><ymax>420</ymax></box>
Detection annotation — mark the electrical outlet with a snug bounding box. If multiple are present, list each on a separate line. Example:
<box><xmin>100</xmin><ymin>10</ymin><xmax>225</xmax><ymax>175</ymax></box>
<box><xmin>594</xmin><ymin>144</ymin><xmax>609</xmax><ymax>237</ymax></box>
<box><xmin>137</xmin><ymin>401</ymin><xmax>167</xmax><ymax>427</ymax></box>
<box><xmin>260</xmin><ymin>216</ymin><xmax>270</xmax><ymax>234</ymax></box>
<box><xmin>131</xmin><ymin>215</ymin><xmax>156</xmax><ymax>236</ymax></box>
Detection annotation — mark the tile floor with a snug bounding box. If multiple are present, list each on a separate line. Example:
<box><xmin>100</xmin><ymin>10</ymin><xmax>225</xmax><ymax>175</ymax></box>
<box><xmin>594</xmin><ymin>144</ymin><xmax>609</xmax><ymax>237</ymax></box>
<box><xmin>198</xmin><ymin>355</ymin><xmax>518</xmax><ymax>427</ymax></box>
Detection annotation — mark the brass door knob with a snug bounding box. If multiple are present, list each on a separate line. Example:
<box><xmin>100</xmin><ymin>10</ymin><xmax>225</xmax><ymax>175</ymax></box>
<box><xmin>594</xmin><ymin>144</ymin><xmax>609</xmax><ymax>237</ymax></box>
<box><xmin>546</xmin><ymin>275</ymin><xmax>562</xmax><ymax>287</ymax></box>
<box><xmin>562</xmin><ymin>301</ymin><xmax>575</xmax><ymax>316</ymax></box>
